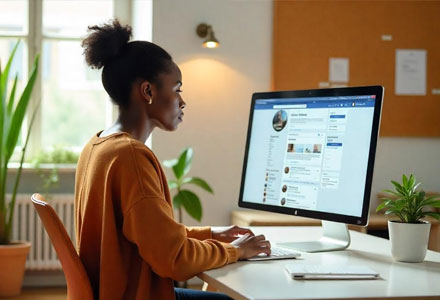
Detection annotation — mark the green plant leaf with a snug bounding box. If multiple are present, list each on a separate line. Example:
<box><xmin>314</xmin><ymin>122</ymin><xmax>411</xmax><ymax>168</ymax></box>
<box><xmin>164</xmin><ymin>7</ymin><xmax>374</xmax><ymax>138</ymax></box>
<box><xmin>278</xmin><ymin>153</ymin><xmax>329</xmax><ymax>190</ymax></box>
<box><xmin>408</xmin><ymin>174</ymin><xmax>415</xmax><ymax>189</ymax></box>
<box><xmin>382</xmin><ymin>189</ymin><xmax>401</xmax><ymax>197</ymax></box>
<box><xmin>423</xmin><ymin>199</ymin><xmax>440</xmax><ymax>208</ymax></box>
<box><xmin>173</xmin><ymin>193</ymin><xmax>182</xmax><ymax>209</ymax></box>
<box><xmin>168</xmin><ymin>179</ymin><xmax>178</xmax><ymax>190</ymax></box>
<box><xmin>0</xmin><ymin>40</ymin><xmax>20</xmax><ymax>101</ymax></box>
<box><xmin>163</xmin><ymin>158</ymin><xmax>178</xmax><ymax>168</ymax></box>
<box><xmin>402</xmin><ymin>174</ymin><xmax>408</xmax><ymax>188</ymax></box>
<box><xmin>5</xmin><ymin>54</ymin><xmax>39</xmax><ymax>162</ymax></box>
<box><xmin>182</xmin><ymin>177</ymin><xmax>214</xmax><ymax>194</ymax></box>
<box><xmin>176</xmin><ymin>189</ymin><xmax>202</xmax><ymax>222</ymax></box>
<box><xmin>172</xmin><ymin>148</ymin><xmax>193</xmax><ymax>179</ymax></box>
<box><xmin>376</xmin><ymin>201</ymin><xmax>387</xmax><ymax>212</ymax></box>
<box><xmin>5</xmin><ymin>101</ymin><xmax>40</xmax><ymax>243</ymax></box>
<box><xmin>422</xmin><ymin>211</ymin><xmax>440</xmax><ymax>220</ymax></box>
<box><xmin>6</xmin><ymin>75</ymin><xmax>18</xmax><ymax>117</ymax></box>
<box><xmin>182</xmin><ymin>147</ymin><xmax>193</xmax><ymax>176</ymax></box>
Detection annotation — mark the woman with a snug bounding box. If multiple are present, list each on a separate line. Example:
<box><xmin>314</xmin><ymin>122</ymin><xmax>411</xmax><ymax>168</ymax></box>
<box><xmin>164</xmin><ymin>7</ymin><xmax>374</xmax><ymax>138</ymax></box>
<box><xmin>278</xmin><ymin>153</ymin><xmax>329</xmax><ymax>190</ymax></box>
<box><xmin>75</xmin><ymin>20</ymin><xmax>271</xmax><ymax>300</ymax></box>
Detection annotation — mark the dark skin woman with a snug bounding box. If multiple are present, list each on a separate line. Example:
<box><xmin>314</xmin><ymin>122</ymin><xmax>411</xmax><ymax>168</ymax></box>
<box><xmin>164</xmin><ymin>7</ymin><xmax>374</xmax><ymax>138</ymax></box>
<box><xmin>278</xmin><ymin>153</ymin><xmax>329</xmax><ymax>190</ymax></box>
<box><xmin>77</xmin><ymin>19</ymin><xmax>270</xmax><ymax>300</ymax></box>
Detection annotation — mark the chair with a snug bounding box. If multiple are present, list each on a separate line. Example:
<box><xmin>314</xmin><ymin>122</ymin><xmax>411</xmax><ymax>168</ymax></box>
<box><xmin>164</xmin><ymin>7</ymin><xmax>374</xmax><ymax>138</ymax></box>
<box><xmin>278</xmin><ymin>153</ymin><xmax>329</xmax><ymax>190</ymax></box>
<box><xmin>31</xmin><ymin>193</ymin><xmax>94</xmax><ymax>300</ymax></box>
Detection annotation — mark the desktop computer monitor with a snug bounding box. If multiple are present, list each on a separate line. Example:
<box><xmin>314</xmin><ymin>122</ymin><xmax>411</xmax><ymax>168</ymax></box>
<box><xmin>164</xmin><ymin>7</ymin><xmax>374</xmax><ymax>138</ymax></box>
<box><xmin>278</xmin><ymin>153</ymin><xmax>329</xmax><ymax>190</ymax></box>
<box><xmin>238</xmin><ymin>86</ymin><xmax>383</xmax><ymax>252</ymax></box>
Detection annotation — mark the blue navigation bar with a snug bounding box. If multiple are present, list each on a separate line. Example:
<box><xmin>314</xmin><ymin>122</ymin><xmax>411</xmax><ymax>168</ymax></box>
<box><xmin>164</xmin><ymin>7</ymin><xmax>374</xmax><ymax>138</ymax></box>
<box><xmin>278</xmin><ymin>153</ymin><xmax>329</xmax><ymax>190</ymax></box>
<box><xmin>255</xmin><ymin>95</ymin><xmax>376</xmax><ymax>110</ymax></box>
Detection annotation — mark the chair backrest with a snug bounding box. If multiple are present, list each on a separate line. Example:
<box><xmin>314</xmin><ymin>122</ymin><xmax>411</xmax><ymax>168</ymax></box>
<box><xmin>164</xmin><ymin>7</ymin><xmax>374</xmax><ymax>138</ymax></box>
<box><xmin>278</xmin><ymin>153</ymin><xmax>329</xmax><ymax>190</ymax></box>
<box><xmin>31</xmin><ymin>193</ymin><xmax>94</xmax><ymax>300</ymax></box>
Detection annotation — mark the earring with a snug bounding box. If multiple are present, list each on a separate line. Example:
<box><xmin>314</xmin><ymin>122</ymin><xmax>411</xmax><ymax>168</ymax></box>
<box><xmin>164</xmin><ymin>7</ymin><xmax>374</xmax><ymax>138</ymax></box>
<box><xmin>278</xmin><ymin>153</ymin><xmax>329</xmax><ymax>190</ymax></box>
<box><xmin>148</xmin><ymin>97</ymin><xmax>153</xmax><ymax>105</ymax></box>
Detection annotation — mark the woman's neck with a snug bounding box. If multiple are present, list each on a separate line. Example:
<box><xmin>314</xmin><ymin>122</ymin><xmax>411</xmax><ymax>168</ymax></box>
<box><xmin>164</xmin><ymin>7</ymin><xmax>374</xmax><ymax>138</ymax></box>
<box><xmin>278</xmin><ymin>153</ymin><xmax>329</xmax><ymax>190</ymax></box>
<box><xmin>100</xmin><ymin>106</ymin><xmax>154</xmax><ymax>143</ymax></box>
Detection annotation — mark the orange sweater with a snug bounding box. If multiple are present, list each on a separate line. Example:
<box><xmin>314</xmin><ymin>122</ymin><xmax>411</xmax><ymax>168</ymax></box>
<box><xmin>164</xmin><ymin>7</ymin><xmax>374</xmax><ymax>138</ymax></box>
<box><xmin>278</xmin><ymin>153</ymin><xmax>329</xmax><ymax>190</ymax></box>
<box><xmin>74</xmin><ymin>132</ymin><xmax>239</xmax><ymax>300</ymax></box>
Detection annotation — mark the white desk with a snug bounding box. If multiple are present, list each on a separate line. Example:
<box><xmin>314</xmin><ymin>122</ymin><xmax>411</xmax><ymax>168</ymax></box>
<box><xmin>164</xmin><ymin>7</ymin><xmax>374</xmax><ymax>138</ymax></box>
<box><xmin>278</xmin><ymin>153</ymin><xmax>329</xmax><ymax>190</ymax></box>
<box><xmin>198</xmin><ymin>227</ymin><xmax>440</xmax><ymax>300</ymax></box>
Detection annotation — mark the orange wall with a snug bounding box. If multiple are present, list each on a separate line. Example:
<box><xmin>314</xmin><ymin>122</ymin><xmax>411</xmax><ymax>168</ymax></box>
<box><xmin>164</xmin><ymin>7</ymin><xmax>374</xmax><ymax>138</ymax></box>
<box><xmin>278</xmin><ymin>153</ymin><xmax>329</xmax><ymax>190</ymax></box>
<box><xmin>272</xmin><ymin>1</ymin><xmax>440</xmax><ymax>137</ymax></box>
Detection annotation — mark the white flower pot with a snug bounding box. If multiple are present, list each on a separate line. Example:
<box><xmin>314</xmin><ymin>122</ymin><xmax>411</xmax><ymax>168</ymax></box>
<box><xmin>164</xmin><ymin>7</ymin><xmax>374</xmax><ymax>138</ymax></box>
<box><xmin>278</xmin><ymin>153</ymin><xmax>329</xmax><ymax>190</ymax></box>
<box><xmin>388</xmin><ymin>220</ymin><xmax>430</xmax><ymax>263</ymax></box>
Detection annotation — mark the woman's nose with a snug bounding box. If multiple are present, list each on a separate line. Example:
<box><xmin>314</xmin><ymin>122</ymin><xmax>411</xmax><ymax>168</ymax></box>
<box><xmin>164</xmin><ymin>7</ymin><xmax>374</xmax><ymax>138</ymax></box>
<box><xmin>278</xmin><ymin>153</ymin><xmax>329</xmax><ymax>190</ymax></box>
<box><xmin>180</xmin><ymin>98</ymin><xmax>186</xmax><ymax>109</ymax></box>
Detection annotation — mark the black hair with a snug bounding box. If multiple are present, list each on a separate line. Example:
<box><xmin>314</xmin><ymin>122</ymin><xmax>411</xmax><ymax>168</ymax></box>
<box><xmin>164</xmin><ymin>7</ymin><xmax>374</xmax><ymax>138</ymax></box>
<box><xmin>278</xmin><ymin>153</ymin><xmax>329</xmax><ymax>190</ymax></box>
<box><xmin>81</xmin><ymin>19</ymin><xmax>173</xmax><ymax>107</ymax></box>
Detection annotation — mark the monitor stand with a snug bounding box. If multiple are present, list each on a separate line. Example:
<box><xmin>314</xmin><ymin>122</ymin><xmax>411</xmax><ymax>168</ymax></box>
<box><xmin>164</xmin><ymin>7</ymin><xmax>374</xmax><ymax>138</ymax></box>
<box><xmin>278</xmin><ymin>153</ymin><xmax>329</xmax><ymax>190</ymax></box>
<box><xmin>277</xmin><ymin>220</ymin><xmax>351</xmax><ymax>253</ymax></box>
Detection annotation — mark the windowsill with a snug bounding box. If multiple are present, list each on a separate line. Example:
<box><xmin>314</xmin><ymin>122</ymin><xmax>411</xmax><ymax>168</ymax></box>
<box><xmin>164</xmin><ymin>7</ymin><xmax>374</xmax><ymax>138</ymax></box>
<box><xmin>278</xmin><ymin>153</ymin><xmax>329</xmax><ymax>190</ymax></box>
<box><xmin>7</xmin><ymin>163</ymin><xmax>77</xmax><ymax>174</ymax></box>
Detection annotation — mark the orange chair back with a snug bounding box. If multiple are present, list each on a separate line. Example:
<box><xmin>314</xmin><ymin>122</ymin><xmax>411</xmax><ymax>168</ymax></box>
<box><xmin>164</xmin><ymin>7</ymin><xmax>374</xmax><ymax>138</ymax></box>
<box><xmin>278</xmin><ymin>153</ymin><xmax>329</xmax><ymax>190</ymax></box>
<box><xmin>31</xmin><ymin>193</ymin><xmax>94</xmax><ymax>300</ymax></box>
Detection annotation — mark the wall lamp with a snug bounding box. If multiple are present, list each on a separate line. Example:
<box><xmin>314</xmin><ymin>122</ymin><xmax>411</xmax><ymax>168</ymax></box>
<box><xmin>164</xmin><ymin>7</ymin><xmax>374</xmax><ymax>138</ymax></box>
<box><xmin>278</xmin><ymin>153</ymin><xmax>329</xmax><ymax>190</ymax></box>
<box><xmin>196</xmin><ymin>23</ymin><xmax>220</xmax><ymax>48</ymax></box>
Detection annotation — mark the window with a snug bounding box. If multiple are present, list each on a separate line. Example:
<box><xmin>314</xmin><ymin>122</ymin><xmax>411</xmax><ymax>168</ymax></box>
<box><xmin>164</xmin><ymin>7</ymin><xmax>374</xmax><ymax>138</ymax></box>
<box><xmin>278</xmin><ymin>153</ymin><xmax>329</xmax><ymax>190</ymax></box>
<box><xmin>0</xmin><ymin>0</ymin><xmax>153</xmax><ymax>160</ymax></box>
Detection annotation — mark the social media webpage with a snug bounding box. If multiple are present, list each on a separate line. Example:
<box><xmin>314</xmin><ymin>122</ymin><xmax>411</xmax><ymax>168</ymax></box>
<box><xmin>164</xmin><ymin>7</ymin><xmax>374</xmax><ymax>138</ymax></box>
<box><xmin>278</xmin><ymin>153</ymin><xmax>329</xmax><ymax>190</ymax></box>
<box><xmin>242</xmin><ymin>95</ymin><xmax>376</xmax><ymax>217</ymax></box>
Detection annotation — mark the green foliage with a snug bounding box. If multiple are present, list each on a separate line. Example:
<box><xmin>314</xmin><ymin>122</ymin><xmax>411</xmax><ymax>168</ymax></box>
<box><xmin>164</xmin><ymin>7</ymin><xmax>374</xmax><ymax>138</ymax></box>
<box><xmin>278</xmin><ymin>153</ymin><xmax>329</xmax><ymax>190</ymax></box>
<box><xmin>376</xmin><ymin>174</ymin><xmax>440</xmax><ymax>223</ymax></box>
<box><xmin>32</xmin><ymin>146</ymin><xmax>79</xmax><ymax>165</ymax></box>
<box><xmin>31</xmin><ymin>146</ymin><xmax>79</xmax><ymax>199</ymax></box>
<box><xmin>163</xmin><ymin>147</ymin><xmax>214</xmax><ymax>222</ymax></box>
<box><xmin>0</xmin><ymin>40</ymin><xmax>40</xmax><ymax>244</ymax></box>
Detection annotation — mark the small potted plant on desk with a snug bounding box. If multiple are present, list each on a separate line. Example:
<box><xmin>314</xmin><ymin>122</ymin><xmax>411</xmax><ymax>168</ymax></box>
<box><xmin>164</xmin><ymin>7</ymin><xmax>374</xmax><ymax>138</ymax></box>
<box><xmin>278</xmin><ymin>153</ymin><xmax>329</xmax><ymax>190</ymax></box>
<box><xmin>376</xmin><ymin>174</ymin><xmax>440</xmax><ymax>262</ymax></box>
<box><xmin>0</xmin><ymin>42</ymin><xmax>39</xmax><ymax>296</ymax></box>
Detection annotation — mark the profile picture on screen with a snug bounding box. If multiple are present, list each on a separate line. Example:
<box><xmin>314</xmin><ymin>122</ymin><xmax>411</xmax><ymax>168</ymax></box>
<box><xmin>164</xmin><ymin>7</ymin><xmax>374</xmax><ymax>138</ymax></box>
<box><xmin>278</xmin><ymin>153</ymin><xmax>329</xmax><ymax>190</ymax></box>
<box><xmin>284</xmin><ymin>166</ymin><xmax>290</xmax><ymax>174</ymax></box>
<box><xmin>282</xmin><ymin>185</ymin><xmax>287</xmax><ymax>193</ymax></box>
<box><xmin>287</xmin><ymin>143</ymin><xmax>295</xmax><ymax>152</ymax></box>
<box><xmin>313</xmin><ymin>144</ymin><xmax>322</xmax><ymax>153</ymax></box>
<box><xmin>272</xmin><ymin>110</ymin><xmax>287</xmax><ymax>131</ymax></box>
<box><xmin>280</xmin><ymin>198</ymin><xmax>286</xmax><ymax>206</ymax></box>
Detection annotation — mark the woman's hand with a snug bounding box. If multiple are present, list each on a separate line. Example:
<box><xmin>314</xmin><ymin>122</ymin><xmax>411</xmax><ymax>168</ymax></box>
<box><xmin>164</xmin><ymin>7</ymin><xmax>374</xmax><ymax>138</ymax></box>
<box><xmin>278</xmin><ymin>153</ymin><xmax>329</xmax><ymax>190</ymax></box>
<box><xmin>231</xmin><ymin>233</ymin><xmax>271</xmax><ymax>260</ymax></box>
<box><xmin>211</xmin><ymin>225</ymin><xmax>255</xmax><ymax>243</ymax></box>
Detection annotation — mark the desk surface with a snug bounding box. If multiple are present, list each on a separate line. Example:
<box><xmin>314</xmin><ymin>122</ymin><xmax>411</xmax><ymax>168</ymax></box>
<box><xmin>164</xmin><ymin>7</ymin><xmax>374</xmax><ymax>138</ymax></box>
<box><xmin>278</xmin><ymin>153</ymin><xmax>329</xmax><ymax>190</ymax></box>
<box><xmin>198</xmin><ymin>226</ymin><xmax>440</xmax><ymax>300</ymax></box>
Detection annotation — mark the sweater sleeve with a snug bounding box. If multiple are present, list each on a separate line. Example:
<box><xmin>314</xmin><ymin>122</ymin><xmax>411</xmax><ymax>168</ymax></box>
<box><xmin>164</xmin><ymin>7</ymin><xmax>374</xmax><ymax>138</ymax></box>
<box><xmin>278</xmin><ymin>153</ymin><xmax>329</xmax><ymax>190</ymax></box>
<box><xmin>186</xmin><ymin>226</ymin><xmax>212</xmax><ymax>240</ymax></box>
<box><xmin>122</xmin><ymin>198</ymin><xmax>239</xmax><ymax>281</ymax></box>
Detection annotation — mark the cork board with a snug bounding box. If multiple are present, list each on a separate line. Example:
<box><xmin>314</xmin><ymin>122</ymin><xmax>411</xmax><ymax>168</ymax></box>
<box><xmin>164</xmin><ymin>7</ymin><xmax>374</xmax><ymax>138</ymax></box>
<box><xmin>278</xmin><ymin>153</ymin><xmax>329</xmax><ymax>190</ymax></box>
<box><xmin>272</xmin><ymin>1</ymin><xmax>440</xmax><ymax>137</ymax></box>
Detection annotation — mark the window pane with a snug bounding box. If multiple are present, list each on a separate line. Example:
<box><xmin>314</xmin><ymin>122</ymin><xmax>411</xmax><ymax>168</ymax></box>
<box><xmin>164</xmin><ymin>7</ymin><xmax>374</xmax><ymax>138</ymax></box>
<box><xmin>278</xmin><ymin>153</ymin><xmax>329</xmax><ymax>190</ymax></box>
<box><xmin>41</xmin><ymin>40</ymin><xmax>107</xmax><ymax>149</ymax></box>
<box><xmin>43</xmin><ymin>0</ymin><xmax>113</xmax><ymax>38</ymax></box>
<box><xmin>0</xmin><ymin>0</ymin><xmax>28</xmax><ymax>35</ymax></box>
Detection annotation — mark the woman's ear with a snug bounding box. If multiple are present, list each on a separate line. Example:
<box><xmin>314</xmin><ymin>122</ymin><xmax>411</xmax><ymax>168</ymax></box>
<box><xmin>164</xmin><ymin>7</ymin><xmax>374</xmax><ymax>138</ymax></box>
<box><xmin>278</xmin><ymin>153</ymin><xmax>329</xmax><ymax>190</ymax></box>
<box><xmin>140</xmin><ymin>81</ymin><xmax>153</xmax><ymax>99</ymax></box>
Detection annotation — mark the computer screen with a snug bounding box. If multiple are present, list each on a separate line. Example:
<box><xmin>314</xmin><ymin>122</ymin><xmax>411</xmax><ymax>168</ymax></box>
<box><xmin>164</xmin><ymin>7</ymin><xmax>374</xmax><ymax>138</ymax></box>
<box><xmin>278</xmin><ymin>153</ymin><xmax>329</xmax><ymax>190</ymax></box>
<box><xmin>238</xmin><ymin>86</ymin><xmax>383</xmax><ymax>227</ymax></box>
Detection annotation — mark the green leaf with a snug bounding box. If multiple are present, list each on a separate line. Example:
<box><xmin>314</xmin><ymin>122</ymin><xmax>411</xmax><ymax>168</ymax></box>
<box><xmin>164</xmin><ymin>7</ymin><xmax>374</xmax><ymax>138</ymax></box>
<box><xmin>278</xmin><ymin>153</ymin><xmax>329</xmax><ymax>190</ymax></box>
<box><xmin>173</xmin><ymin>147</ymin><xmax>193</xmax><ymax>179</ymax></box>
<box><xmin>182</xmin><ymin>177</ymin><xmax>214</xmax><ymax>194</ymax></box>
<box><xmin>5</xmin><ymin>102</ymin><xmax>40</xmax><ymax>241</ymax></box>
<box><xmin>5</xmin><ymin>54</ymin><xmax>39</xmax><ymax>162</ymax></box>
<box><xmin>173</xmin><ymin>193</ymin><xmax>182</xmax><ymax>209</ymax></box>
<box><xmin>422</xmin><ymin>211</ymin><xmax>440</xmax><ymax>220</ymax></box>
<box><xmin>391</xmin><ymin>180</ymin><xmax>403</xmax><ymax>190</ymax></box>
<box><xmin>402</xmin><ymin>174</ymin><xmax>408</xmax><ymax>188</ymax></box>
<box><xmin>423</xmin><ymin>200</ymin><xmax>440</xmax><ymax>208</ymax></box>
<box><xmin>182</xmin><ymin>147</ymin><xmax>193</xmax><ymax>176</ymax></box>
<box><xmin>408</xmin><ymin>174</ymin><xmax>415</xmax><ymax>189</ymax></box>
<box><xmin>175</xmin><ymin>189</ymin><xmax>202</xmax><ymax>222</ymax></box>
<box><xmin>7</xmin><ymin>75</ymin><xmax>18</xmax><ymax>116</ymax></box>
<box><xmin>0</xmin><ymin>40</ymin><xmax>20</xmax><ymax>101</ymax></box>
<box><xmin>382</xmin><ymin>189</ymin><xmax>401</xmax><ymax>197</ymax></box>
<box><xmin>376</xmin><ymin>201</ymin><xmax>387</xmax><ymax>212</ymax></box>
<box><xmin>167</xmin><ymin>179</ymin><xmax>178</xmax><ymax>190</ymax></box>
<box><xmin>163</xmin><ymin>158</ymin><xmax>178</xmax><ymax>168</ymax></box>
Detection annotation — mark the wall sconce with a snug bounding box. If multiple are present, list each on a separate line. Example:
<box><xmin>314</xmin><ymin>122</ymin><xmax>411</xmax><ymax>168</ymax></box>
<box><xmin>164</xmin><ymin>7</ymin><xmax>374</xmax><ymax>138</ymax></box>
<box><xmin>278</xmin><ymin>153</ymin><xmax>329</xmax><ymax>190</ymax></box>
<box><xmin>196</xmin><ymin>23</ymin><xmax>220</xmax><ymax>48</ymax></box>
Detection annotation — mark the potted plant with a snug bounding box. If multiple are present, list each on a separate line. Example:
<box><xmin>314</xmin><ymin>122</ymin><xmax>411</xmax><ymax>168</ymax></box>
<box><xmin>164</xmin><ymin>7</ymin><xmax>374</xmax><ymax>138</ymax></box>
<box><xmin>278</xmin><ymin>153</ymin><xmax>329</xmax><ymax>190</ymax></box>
<box><xmin>376</xmin><ymin>174</ymin><xmax>440</xmax><ymax>262</ymax></box>
<box><xmin>163</xmin><ymin>147</ymin><xmax>214</xmax><ymax>223</ymax></box>
<box><xmin>0</xmin><ymin>41</ymin><xmax>39</xmax><ymax>297</ymax></box>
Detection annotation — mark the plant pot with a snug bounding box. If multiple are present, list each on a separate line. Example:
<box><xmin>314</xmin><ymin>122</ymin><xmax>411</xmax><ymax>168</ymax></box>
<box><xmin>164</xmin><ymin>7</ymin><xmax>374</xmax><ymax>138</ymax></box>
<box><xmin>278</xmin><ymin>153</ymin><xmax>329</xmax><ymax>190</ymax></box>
<box><xmin>0</xmin><ymin>241</ymin><xmax>31</xmax><ymax>297</ymax></box>
<box><xmin>388</xmin><ymin>220</ymin><xmax>430</xmax><ymax>263</ymax></box>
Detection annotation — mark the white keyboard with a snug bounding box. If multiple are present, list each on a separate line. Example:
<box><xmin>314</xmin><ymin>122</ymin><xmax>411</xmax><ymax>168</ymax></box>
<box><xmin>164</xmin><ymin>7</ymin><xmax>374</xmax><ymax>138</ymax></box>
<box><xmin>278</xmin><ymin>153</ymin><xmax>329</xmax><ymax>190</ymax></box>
<box><xmin>247</xmin><ymin>246</ymin><xmax>301</xmax><ymax>261</ymax></box>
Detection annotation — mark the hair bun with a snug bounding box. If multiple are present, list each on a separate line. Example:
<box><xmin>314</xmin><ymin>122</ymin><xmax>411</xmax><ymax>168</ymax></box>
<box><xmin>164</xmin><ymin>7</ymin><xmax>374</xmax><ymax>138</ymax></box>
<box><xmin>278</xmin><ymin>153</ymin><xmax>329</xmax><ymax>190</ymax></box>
<box><xmin>82</xmin><ymin>19</ymin><xmax>132</xmax><ymax>69</ymax></box>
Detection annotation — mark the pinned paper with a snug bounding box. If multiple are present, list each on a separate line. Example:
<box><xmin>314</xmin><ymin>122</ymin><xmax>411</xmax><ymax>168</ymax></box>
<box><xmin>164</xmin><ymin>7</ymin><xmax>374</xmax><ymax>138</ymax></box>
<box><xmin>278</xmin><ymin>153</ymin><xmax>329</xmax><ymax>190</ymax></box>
<box><xmin>329</xmin><ymin>58</ymin><xmax>349</xmax><ymax>83</ymax></box>
<box><xmin>395</xmin><ymin>49</ymin><xmax>426</xmax><ymax>95</ymax></box>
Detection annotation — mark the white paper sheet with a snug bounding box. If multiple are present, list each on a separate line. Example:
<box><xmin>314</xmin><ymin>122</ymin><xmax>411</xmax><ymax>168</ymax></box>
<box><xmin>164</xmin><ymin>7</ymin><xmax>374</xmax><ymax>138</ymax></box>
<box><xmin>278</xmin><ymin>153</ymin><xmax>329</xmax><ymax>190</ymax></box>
<box><xmin>329</xmin><ymin>58</ymin><xmax>349</xmax><ymax>83</ymax></box>
<box><xmin>395</xmin><ymin>49</ymin><xmax>427</xmax><ymax>95</ymax></box>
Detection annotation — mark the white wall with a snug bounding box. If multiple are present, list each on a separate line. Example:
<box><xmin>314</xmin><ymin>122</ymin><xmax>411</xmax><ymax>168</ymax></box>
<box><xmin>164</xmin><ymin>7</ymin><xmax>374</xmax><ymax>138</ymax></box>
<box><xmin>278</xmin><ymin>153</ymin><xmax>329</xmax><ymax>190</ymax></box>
<box><xmin>152</xmin><ymin>0</ymin><xmax>273</xmax><ymax>226</ymax></box>
<box><xmin>153</xmin><ymin>0</ymin><xmax>440</xmax><ymax>226</ymax></box>
<box><xmin>372</xmin><ymin>138</ymin><xmax>440</xmax><ymax>204</ymax></box>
